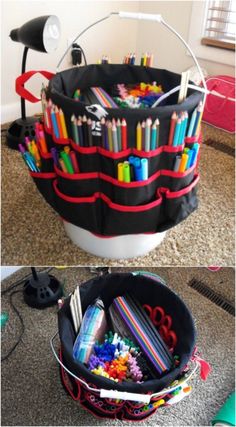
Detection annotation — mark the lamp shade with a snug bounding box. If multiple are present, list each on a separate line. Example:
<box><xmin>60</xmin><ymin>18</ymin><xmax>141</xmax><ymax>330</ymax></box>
<box><xmin>10</xmin><ymin>15</ymin><xmax>61</xmax><ymax>53</ymax></box>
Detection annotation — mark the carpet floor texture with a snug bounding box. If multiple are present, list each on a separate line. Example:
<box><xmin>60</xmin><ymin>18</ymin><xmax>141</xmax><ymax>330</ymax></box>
<box><xmin>1</xmin><ymin>123</ymin><xmax>235</xmax><ymax>266</ymax></box>
<box><xmin>1</xmin><ymin>267</ymin><xmax>235</xmax><ymax>426</ymax></box>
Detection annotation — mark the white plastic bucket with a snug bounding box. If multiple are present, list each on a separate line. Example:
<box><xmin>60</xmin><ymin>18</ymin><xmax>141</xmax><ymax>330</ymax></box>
<box><xmin>63</xmin><ymin>221</ymin><xmax>166</xmax><ymax>259</ymax></box>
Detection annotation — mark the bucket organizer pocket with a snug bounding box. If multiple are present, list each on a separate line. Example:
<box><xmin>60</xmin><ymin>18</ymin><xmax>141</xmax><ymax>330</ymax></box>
<box><xmin>30</xmin><ymin>171</ymin><xmax>56</xmax><ymax>210</ymax></box>
<box><xmin>56</xmin><ymin>165</ymin><xmax>196</xmax><ymax>205</ymax></box>
<box><xmin>52</xmin><ymin>174</ymin><xmax>199</xmax><ymax>235</ymax></box>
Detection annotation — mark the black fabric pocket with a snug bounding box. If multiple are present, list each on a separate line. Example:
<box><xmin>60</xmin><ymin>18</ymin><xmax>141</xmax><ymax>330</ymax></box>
<box><xmin>158</xmin><ymin>174</ymin><xmax>200</xmax><ymax>232</ymax></box>
<box><xmin>55</xmin><ymin>166</ymin><xmax>195</xmax><ymax>206</ymax></box>
<box><xmin>30</xmin><ymin>171</ymin><xmax>56</xmax><ymax>210</ymax></box>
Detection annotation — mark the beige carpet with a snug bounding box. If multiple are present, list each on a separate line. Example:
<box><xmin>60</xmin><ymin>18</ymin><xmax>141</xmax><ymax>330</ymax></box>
<box><xmin>1</xmin><ymin>267</ymin><xmax>235</xmax><ymax>426</ymax></box>
<box><xmin>1</xmin><ymin>123</ymin><xmax>235</xmax><ymax>266</ymax></box>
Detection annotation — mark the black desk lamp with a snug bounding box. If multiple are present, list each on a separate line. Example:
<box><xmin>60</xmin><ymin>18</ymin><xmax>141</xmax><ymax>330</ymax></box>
<box><xmin>23</xmin><ymin>267</ymin><xmax>63</xmax><ymax>309</ymax></box>
<box><xmin>6</xmin><ymin>15</ymin><xmax>61</xmax><ymax>149</ymax></box>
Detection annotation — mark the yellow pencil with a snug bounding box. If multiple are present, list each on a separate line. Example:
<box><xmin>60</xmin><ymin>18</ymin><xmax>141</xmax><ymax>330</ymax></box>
<box><xmin>59</xmin><ymin>108</ymin><xmax>68</xmax><ymax>139</ymax></box>
<box><xmin>136</xmin><ymin>122</ymin><xmax>142</xmax><ymax>150</ymax></box>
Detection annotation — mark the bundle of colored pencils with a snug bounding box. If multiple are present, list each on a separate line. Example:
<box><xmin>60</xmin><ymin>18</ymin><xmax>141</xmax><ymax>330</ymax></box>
<box><xmin>168</xmin><ymin>101</ymin><xmax>203</xmax><ymax>147</ymax></box>
<box><xmin>140</xmin><ymin>53</ymin><xmax>154</xmax><ymax>67</ymax></box>
<box><xmin>136</xmin><ymin>118</ymin><xmax>160</xmax><ymax>151</ymax></box>
<box><xmin>41</xmin><ymin>94</ymin><xmax>68</xmax><ymax>140</ymax></box>
<box><xmin>71</xmin><ymin>115</ymin><xmax>128</xmax><ymax>152</ymax></box>
<box><xmin>123</xmin><ymin>53</ymin><xmax>136</xmax><ymax>65</ymax></box>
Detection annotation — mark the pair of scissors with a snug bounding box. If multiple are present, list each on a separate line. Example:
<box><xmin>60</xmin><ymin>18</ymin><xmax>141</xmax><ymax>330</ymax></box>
<box><xmin>143</xmin><ymin>304</ymin><xmax>177</xmax><ymax>350</ymax></box>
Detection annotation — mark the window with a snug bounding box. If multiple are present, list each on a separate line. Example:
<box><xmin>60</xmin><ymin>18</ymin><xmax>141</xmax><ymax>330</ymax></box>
<box><xmin>202</xmin><ymin>0</ymin><xmax>236</xmax><ymax>51</ymax></box>
<box><xmin>187</xmin><ymin>1</ymin><xmax>235</xmax><ymax>66</ymax></box>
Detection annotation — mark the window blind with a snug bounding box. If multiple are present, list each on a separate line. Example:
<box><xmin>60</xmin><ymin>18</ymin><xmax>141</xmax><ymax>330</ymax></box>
<box><xmin>201</xmin><ymin>0</ymin><xmax>236</xmax><ymax>50</ymax></box>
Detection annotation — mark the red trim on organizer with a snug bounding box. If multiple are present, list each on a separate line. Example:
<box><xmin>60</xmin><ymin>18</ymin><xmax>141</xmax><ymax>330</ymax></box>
<box><xmin>184</xmin><ymin>135</ymin><xmax>200</xmax><ymax>144</ymax></box>
<box><xmin>71</xmin><ymin>139</ymin><xmax>184</xmax><ymax>159</ymax></box>
<box><xmin>71</xmin><ymin>140</ymin><xmax>97</xmax><ymax>154</ymax></box>
<box><xmin>55</xmin><ymin>162</ymin><xmax>195</xmax><ymax>187</ymax></box>
<box><xmin>132</xmin><ymin>144</ymin><xmax>184</xmax><ymax>157</ymax></box>
<box><xmin>164</xmin><ymin>174</ymin><xmax>199</xmax><ymax>199</ymax></box>
<box><xmin>52</xmin><ymin>133</ymin><xmax>73</xmax><ymax>146</ymax></box>
<box><xmin>55</xmin><ymin>165</ymin><xmax>98</xmax><ymax>180</ymax></box>
<box><xmin>59</xmin><ymin>348</ymin><xmax>81</xmax><ymax>401</ymax></box>
<box><xmin>30</xmin><ymin>171</ymin><xmax>56</xmax><ymax>179</ymax></box>
<box><xmin>53</xmin><ymin>180</ymin><xmax>163</xmax><ymax>212</ymax></box>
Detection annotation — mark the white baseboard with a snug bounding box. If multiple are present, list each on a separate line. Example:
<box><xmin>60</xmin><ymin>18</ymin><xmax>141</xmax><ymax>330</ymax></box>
<box><xmin>1</xmin><ymin>102</ymin><xmax>41</xmax><ymax>124</ymax></box>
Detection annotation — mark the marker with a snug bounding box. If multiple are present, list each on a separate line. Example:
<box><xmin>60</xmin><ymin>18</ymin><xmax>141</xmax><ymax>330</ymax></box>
<box><xmin>70</xmin><ymin>151</ymin><xmax>79</xmax><ymax>173</ymax></box>
<box><xmin>118</xmin><ymin>163</ymin><xmax>124</xmax><ymax>181</ymax></box>
<box><xmin>59</xmin><ymin>158</ymin><xmax>68</xmax><ymax>173</ymax></box>
<box><xmin>173</xmin><ymin>155</ymin><xmax>182</xmax><ymax>172</ymax></box>
<box><xmin>141</xmin><ymin>158</ymin><xmax>148</xmax><ymax>180</ymax></box>
<box><xmin>123</xmin><ymin>162</ymin><xmax>131</xmax><ymax>182</ymax></box>
<box><xmin>189</xmin><ymin>143</ymin><xmax>200</xmax><ymax>167</ymax></box>
<box><xmin>51</xmin><ymin>147</ymin><xmax>60</xmax><ymax>168</ymax></box>
<box><xmin>178</xmin><ymin>153</ymin><xmax>189</xmax><ymax>172</ymax></box>
<box><xmin>60</xmin><ymin>151</ymin><xmax>74</xmax><ymax>174</ymax></box>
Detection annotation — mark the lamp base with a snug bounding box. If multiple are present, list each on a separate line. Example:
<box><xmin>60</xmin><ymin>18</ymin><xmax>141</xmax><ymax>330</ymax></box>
<box><xmin>6</xmin><ymin>117</ymin><xmax>39</xmax><ymax>150</ymax></box>
<box><xmin>23</xmin><ymin>272</ymin><xmax>63</xmax><ymax>309</ymax></box>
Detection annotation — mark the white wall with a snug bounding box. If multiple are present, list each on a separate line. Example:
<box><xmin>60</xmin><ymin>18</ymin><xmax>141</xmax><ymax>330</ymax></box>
<box><xmin>137</xmin><ymin>1</ymin><xmax>235</xmax><ymax>75</ymax></box>
<box><xmin>1</xmin><ymin>0</ymin><xmax>140</xmax><ymax>122</ymax></box>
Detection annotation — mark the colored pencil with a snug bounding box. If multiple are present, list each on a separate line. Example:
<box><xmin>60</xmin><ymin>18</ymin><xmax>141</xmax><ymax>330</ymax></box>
<box><xmin>168</xmin><ymin>112</ymin><xmax>177</xmax><ymax>146</ymax></box>
<box><xmin>121</xmin><ymin>118</ymin><xmax>127</xmax><ymax>151</ymax></box>
<box><xmin>136</xmin><ymin>122</ymin><xmax>142</xmax><ymax>151</ymax></box>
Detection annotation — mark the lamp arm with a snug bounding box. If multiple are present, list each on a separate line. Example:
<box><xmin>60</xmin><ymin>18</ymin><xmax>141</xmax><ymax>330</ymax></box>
<box><xmin>56</xmin><ymin>12</ymin><xmax>118</xmax><ymax>72</ymax></box>
<box><xmin>21</xmin><ymin>46</ymin><xmax>29</xmax><ymax>120</ymax></box>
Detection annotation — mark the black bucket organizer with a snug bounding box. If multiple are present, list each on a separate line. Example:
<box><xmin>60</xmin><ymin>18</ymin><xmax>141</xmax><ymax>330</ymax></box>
<box><xmin>24</xmin><ymin>64</ymin><xmax>202</xmax><ymax>236</ymax></box>
<box><xmin>50</xmin><ymin>271</ymin><xmax>210</xmax><ymax>421</ymax></box>
<box><xmin>16</xmin><ymin>11</ymin><xmax>207</xmax><ymax>238</ymax></box>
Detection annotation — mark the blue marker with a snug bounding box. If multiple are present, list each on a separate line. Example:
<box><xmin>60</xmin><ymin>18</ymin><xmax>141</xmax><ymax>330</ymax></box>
<box><xmin>133</xmin><ymin>158</ymin><xmax>142</xmax><ymax>181</ymax></box>
<box><xmin>189</xmin><ymin>143</ymin><xmax>200</xmax><ymax>167</ymax></box>
<box><xmin>172</xmin><ymin>118</ymin><xmax>181</xmax><ymax>146</ymax></box>
<box><xmin>186</xmin><ymin>149</ymin><xmax>194</xmax><ymax>169</ymax></box>
<box><xmin>141</xmin><ymin>158</ymin><xmax>148</xmax><ymax>180</ymax></box>
<box><xmin>187</xmin><ymin>108</ymin><xmax>197</xmax><ymax>137</ymax></box>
